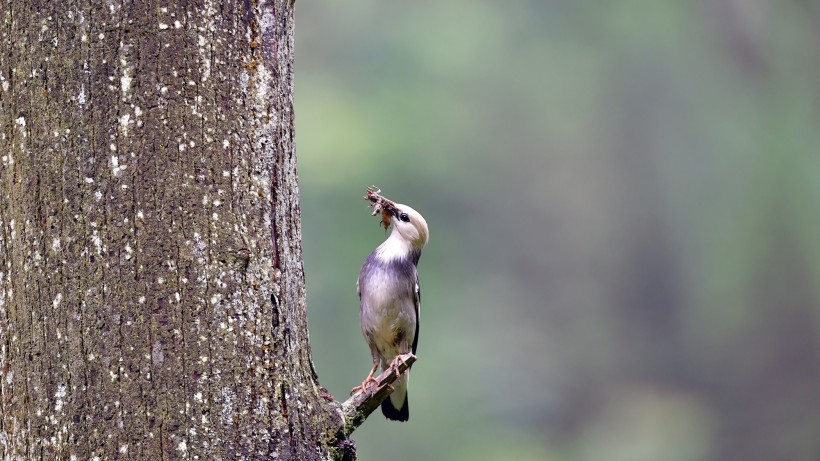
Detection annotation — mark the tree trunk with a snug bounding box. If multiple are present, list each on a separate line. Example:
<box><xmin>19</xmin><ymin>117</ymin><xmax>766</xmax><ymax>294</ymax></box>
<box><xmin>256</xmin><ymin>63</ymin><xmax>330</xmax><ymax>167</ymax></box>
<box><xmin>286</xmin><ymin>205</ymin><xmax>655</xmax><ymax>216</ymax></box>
<box><xmin>0</xmin><ymin>1</ymin><xmax>350</xmax><ymax>459</ymax></box>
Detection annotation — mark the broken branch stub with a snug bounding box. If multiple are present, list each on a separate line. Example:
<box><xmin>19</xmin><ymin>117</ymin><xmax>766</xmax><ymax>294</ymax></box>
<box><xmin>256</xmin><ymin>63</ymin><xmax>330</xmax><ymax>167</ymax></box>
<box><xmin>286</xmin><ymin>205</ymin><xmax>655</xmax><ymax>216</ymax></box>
<box><xmin>339</xmin><ymin>353</ymin><xmax>416</xmax><ymax>436</ymax></box>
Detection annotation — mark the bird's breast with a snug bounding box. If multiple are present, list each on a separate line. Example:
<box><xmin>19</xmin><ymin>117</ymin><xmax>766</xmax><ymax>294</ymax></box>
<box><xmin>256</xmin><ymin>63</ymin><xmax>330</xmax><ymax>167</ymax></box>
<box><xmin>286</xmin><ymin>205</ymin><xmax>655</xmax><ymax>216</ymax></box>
<box><xmin>358</xmin><ymin>252</ymin><xmax>418</xmax><ymax>356</ymax></box>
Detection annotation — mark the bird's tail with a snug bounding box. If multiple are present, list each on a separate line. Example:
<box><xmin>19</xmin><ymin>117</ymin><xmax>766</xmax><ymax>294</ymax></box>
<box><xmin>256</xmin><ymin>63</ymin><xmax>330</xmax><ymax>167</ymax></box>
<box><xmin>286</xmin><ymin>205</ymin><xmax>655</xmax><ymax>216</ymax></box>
<box><xmin>381</xmin><ymin>371</ymin><xmax>409</xmax><ymax>421</ymax></box>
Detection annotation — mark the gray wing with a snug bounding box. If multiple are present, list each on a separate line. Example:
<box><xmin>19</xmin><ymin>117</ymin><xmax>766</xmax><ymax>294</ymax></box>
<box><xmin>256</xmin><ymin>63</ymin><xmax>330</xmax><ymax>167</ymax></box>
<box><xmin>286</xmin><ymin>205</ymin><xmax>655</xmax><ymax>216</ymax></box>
<box><xmin>412</xmin><ymin>273</ymin><xmax>420</xmax><ymax>355</ymax></box>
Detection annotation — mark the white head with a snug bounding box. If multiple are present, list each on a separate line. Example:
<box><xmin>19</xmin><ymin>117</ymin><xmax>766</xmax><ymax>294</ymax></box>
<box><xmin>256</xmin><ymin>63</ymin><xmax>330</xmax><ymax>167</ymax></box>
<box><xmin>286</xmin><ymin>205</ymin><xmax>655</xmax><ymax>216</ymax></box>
<box><xmin>375</xmin><ymin>203</ymin><xmax>429</xmax><ymax>263</ymax></box>
<box><xmin>390</xmin><ymin>204</ymin><xmax>429</xmax><ymax>249</ymax></box>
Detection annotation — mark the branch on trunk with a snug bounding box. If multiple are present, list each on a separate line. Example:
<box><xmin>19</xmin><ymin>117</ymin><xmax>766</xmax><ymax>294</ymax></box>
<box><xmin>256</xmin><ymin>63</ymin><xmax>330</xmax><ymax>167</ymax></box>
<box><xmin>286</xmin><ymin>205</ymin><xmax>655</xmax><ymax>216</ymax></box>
<box><xmin>338</xmin><ymin>353</ymin><xmax>416</xmax><ymax>437</ymax></box>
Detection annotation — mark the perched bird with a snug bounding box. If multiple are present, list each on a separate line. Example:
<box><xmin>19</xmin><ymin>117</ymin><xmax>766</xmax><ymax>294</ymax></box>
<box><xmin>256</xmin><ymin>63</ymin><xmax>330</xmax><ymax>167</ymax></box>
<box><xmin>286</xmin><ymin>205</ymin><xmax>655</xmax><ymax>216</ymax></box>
<box><xmin>356</xmin><ymin>203</ymin><xmax>429</xmax><ymax>421</ymax></box>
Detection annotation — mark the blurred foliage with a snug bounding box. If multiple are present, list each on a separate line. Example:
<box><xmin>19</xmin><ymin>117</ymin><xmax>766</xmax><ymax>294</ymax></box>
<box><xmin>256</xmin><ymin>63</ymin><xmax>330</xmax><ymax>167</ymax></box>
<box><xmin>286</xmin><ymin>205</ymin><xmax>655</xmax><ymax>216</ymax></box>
<box><xmin>295</xmin><ymin>1</ymin><xmax>820</xmax><ymax>460</ymax></box>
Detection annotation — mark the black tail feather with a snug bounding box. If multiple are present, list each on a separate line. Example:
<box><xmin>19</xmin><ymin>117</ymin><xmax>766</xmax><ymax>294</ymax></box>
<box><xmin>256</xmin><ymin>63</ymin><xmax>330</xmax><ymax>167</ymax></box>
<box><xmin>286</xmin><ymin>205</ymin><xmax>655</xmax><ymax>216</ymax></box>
<box><xmin>381</xmin><ymin>394</ymin><xmax>409</xmax><ymax>422</ymax></box>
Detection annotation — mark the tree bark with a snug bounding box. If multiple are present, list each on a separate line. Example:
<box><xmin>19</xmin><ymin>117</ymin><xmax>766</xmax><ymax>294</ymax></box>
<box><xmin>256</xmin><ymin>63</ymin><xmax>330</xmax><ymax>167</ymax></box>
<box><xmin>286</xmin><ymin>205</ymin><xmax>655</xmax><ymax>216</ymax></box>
<box><xmin>0</xmin><ymin>1</ymin><xmax>359</xmax><ymax>459</ymax></box>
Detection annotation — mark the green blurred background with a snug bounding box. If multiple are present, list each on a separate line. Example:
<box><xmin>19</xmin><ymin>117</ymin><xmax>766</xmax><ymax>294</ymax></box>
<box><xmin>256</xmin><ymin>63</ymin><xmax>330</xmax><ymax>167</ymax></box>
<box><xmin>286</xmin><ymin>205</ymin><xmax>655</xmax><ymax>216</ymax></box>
<box><xmin>295</xmin><ymin>1</ymin><xmax>820</xmax><ymax>460</ymax></box>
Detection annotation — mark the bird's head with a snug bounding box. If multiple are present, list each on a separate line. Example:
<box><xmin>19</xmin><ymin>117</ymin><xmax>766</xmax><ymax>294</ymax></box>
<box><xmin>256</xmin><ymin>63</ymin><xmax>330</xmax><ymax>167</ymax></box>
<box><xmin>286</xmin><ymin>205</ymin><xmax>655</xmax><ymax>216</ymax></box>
<box><xmin>389</xmin><ymin>204</ymin><xmax>429</xmax><ymax>250</ymax></box>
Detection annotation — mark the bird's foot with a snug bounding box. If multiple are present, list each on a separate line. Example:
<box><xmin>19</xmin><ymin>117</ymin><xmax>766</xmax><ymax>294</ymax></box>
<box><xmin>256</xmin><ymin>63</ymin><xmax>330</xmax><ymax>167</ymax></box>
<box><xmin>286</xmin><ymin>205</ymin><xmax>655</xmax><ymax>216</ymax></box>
<box><xmin>350</xmin><ymin>363</ymin><xmax>379</xmax><ymax>395</ymax></box>
<box><xmin>388</xmin><ymin>355</ymin><xmax>410</xmax><ymax>379</ymax></box>
<box><xmin>350</xmin><ymin>375</ymin><xmax>378</xmax><ymax>395</ymax></box>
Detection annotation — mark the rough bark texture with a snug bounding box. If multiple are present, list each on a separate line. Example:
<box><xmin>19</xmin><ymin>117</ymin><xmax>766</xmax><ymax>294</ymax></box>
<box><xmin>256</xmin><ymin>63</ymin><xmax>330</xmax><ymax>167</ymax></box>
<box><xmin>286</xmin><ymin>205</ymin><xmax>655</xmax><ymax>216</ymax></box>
<box><xmin>0</xmin><ymin>1</ymin><xmax>347</xmax><ymax>459</ymax></box>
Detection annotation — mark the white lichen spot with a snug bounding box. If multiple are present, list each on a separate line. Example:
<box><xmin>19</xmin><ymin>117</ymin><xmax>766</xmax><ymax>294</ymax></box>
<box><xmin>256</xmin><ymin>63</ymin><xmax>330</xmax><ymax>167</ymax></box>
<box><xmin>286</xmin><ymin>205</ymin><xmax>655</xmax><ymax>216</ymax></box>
<box><xmin>152</xmin><ymin>341</ymin><xmax>164</xmax><ymax>365</ymax></box>
<box><xmin>200</xmin><ymin>356</ymin><xmax>208</xmax><ymax>364</ymax></box>
<box><xmin>159</xmin><ymin>22</ymin><xmax>169</xmax><ymax>30</ymax></box>
<box><xmin>111</xmin><ymin>155</ymin><xmax>127</xmax><ymax>177</ymax></box>
<box><xmin>174</xmin><ymin>292</ymin><xmax>180</xmax><ymax>302</ymax></box>
<box><xmin>178</xmin><ymin>143</ymin><xmax>186</xmax><ymax>152</ymax></box>
<box><xmin>157</xmin><ymin>277</ymin><xmax>165</xmax><ymax>285</ymax></box>
<box><xmin>222</xmin><ymin>170</ymin><xmax>230</xmax><ymax>177</ymax></box>
<box><xmin>212</xmin><ymin>212</ymin><xmax>218</xmax><ymax>221</ymax></box>
<box><xmin>222</xmin><ymin>139</ymin><xmax>229</xmax><ymax>149</ymax></box>
<box><xmin>134</xmin><ymin>106</ymin><xmax>143</xmax><ymax>117</ymax></box>
<box><xmin>201</xmin><ymin>194</ymin><xmax>208</xmax><ymax>206</ymax></box>
<box><xmin>213</xmin><ymin>200</ymin><xmax>221</xmax><ymax>207</ymax></box>
<box><xmin>54</xmin><ymin>384</ymin><xmax>66</xmax><ymax>411</ymax></box>
<box><xmin>174</xmin><ymin>20</ymin><xmax>182</xmax><ymax>28</ymax></box>
<box><xmin>121</xmin><ymin>74</ymin><xmax>132</xmax><ymax>94</ymax></box>
<box><xmin>119</xmin><ymin>113</ymin><xmax>130</xmax><ymax>127</ymax></box>
<box><xmin>177</xmin><ymin>440</ymin><xmax>187</xmax><ymax>453</ymax></box>
<box><xmin>210</xmin><ymin>294</ymin><xmax>220</xmax><ymax>305</ymax></box>
<box><xmin>119</xmin><ymin>445</ymin><xmax>128</xmax><ymax>454</ymax></box>
<box><xmin>84</xmin><ymin>177</ymin><xmax>94</xmax><ymax>184</ymax></box>
<box><xmin>51</xmin><ymin>238</ymin><xmax>61</xmax><ymax>252</ymax></box>
<box><xmin>138</xmin><ymin>296</ymin><xmax>146</xmax><ymax>304</ymax></box>
<box><xmin>194</xmin><ymin>392</ymin><xmax>203</xmax><ymax>403</ymax></box>
<box><xmin>81</xmin><ymin>33</ymin><xmax>87</xmax><ymax>42</ymax></box>
<box><xmin>161</xmin><ymin>86</ymin><xmax>168</xmax><ymax>94</ymax></box>
<box><xmin>98</xmin><ymin>33</ymin><xmax>104</xmax><ymax>40</ymax></box>
<box><xmin>92</xmin><ymin>233</ymin><xmax>102</xmax><ymax>255</ymax></box>
<box><xmin>94</xmin><ymin>190</ymin><xmax>102</xmax><ymax>201</ymax></box>
<box><xmin>109</xmin><ymin>370</ymin><xmax>118</xmax><ymax>382</ymax></box>
<box><xmin>137</xmin><ymin>210</ymin><xmax>144</xmax><ymax>220</ymax></box>
<box><xmin>53</xmin><ymin>293</ymin><xmax>63</xmax><ymax>308</ymax></box>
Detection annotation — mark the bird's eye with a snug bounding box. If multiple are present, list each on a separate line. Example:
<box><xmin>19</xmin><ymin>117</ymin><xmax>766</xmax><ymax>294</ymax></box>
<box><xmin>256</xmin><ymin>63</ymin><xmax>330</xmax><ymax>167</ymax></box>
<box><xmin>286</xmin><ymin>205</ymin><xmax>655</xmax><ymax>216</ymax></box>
<box><xmin>399</xmin><ymin>212</ymin><xmax>410</xmax><ymax>222</ymax></box>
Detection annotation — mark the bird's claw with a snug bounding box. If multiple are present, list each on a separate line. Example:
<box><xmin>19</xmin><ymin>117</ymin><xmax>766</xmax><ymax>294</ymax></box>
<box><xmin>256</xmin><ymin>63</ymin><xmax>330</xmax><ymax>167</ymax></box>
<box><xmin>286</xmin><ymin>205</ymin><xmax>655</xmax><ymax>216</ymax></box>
<box><xmin>350</xmin><ymin>362</ymin><xmax>380</xmax><ymax>395</ymax></box>
<box><xmin>350</xmin><ymin>375</ymin><xmax>377</xmax><ymax>395</ymax></box>
<box><xmin>388</xmin><ymin>355</ymin><xmax>409</xmax><ymax>379</ymax></box>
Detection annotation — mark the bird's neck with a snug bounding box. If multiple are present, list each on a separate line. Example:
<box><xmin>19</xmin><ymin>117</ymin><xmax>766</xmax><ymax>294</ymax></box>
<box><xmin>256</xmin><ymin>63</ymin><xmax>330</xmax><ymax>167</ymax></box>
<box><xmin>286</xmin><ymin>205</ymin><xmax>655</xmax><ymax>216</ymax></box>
<box><xmin>375</xmin><ymin>233</ymin><xmax>422</xmax><ymax>266</ymax></box>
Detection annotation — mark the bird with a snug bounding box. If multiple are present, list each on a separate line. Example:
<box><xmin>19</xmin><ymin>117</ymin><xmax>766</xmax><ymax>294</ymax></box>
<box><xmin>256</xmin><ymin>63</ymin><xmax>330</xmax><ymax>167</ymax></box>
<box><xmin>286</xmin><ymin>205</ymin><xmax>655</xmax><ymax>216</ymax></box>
<box><xmin>355</xmin><ymin>203</ymin><xmax>429</xmax><ymax>421</ymax></box>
